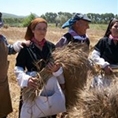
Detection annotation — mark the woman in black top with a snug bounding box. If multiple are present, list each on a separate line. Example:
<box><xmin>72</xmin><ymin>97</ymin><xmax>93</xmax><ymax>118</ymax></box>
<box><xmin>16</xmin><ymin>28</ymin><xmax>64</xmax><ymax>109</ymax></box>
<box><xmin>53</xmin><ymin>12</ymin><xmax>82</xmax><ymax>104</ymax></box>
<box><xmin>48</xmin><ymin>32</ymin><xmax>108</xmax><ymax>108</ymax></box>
<box><xmin>14</xmin><ymin>18</ymin><xmax>65</xmax><ymax>118</ymax></box>
<box><xmin>91</xmin><ymin>18</ymin><xmax>118</xmax><ymax>87</ymax></box>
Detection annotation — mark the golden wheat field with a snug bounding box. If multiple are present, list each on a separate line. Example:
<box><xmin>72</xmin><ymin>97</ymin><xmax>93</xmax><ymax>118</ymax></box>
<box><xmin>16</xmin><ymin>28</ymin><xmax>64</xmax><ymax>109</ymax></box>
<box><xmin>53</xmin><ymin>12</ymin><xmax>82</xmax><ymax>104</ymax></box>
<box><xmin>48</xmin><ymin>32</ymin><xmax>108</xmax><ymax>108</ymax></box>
<box><xmin>0</xmin><ymin>25</ymin><xmax>105</xmax><ymax>118</ymax></box>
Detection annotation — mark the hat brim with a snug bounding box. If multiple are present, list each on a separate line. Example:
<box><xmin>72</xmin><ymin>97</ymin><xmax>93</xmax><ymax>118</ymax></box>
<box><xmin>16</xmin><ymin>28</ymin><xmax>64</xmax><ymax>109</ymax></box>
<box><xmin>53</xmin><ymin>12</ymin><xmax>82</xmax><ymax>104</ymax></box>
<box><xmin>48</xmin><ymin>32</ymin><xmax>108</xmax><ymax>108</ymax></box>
<box><xmin>62</xmin><ymin>19</ymin><xmax>76</xmax><ymax>29</ymax></box>
<box><xmin>82</xmin><ymin>19</ymin><xmax>91</xmax><ymax>22</ymax></box>
<box><xmin>82</xmin><ymin>15</ymin><xmax>91</xmax><ymax>22</ymax></box>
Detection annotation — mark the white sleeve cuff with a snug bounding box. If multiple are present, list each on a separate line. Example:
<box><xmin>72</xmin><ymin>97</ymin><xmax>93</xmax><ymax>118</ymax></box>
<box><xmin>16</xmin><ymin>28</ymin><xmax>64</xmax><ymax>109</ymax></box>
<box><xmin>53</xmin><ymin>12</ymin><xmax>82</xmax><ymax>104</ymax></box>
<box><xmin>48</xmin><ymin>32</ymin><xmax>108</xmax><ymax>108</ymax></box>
<box><xmin>91</xmin><ymin>50</ymin><xmax>110</xmax><ymax>68</ymax></box>
<box><xmin>52</xmin><ymin>67</ymin><xmax>63</xmax><ymax>77</ymax></box>
<box><xmin>101</xmin><ymin>62</ymin><xmax>110</xmax><ymax>68</ymax></box>
<box><xmin>20</xmin><ymin>74</ymin><xmax>30</xmax><ymax>87</ymax></box>
<box><xmin>14</xmin><ymin>66</ymin><xmax>31</xmax><ymax>88</ymax></box>
<box><xmin>57</xmin><ymin>74</ymin><xmax>65</xmax><ymax>84</ymax></box>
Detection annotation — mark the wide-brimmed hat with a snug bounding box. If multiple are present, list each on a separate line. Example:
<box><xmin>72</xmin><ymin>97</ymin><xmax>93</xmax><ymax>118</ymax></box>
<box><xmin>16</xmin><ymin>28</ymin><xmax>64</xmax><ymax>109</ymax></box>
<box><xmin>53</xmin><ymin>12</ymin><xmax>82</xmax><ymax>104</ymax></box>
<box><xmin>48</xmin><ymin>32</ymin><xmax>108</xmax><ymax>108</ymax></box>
<box><xmin>62</xmin><ymin>13</ymin><xmax>91</xmax><ymax>29</ymax></box>
<box><xmin>0</xmin><ymin>12</ymin><xmax>3</xmax><ymax>28</ymax></box>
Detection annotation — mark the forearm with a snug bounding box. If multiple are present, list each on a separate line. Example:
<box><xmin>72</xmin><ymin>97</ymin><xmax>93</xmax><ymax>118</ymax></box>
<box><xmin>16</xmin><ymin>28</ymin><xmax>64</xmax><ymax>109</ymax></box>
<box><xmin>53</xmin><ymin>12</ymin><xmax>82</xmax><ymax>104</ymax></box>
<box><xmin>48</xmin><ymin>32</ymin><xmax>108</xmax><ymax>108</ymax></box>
<box><xmin>14</xmin><ymin>66</ymin><xmax>31</xmax><ymax>88</ymax></box>
<box><xmin>53</xmin><ymin>67</ymin><xmax>65</xmax><ymax>84</ymax></box>
<box><xmin>91</xmin><ymin>50</ymin><xmax>109</xmax><ymax>68</ymax></box>
<box><xmin>8</xmin><ymin>40</ymin><xmax>24</xmax><ymax>54</ymax></box>
<box><xmin>56</xmin><ymin>37</ymin><xmax>68</xmax><ymax>48</ymax></box>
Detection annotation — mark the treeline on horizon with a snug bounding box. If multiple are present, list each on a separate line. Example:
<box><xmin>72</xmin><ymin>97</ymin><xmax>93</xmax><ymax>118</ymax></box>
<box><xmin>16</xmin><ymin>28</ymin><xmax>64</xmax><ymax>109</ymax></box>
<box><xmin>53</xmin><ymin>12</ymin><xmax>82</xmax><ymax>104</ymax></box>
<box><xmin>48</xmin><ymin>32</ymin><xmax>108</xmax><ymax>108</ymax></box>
<box><xmin>2</xmin><ymin>12</ymin><xmax>118</xmax><ymax>27</ymax></box>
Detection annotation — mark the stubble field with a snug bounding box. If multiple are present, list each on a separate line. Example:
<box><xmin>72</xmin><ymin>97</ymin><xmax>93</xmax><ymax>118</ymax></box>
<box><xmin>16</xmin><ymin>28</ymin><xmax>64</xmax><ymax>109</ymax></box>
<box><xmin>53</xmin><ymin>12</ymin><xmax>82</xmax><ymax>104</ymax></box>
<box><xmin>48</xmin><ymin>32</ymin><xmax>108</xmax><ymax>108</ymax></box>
<box><xmin>0</xmin><ymin>25</ymin><xmax>106</xmax><ymax>118</ymax></box>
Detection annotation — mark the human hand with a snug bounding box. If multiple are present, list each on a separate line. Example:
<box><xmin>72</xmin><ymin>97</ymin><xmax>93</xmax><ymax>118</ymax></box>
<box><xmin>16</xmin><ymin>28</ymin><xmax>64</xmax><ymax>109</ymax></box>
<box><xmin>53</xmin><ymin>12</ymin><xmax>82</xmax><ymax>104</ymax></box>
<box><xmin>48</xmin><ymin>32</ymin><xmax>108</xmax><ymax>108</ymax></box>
<box><xmin>28</xmin><ymin>77</ymin><xmax>38</xmax><ymax>89</ymax></box>
<box><xmin>46</xmin><ymin>62</ymin><xmax>61</xmax><ymax>72</ymax></box>
<box><xmin>104</xmin><ymin>65</ymin><xmax>113</xmax><ymax>75</ymax></box>
<box><xmin>13</xmin><ymin>40</ymin><xmax>31</xmax><ymax>52</ymax></box>
<box><xmin>21</xmin><ymin>40</ymin><xmax>31</xmax><ymax>47</ymax></box>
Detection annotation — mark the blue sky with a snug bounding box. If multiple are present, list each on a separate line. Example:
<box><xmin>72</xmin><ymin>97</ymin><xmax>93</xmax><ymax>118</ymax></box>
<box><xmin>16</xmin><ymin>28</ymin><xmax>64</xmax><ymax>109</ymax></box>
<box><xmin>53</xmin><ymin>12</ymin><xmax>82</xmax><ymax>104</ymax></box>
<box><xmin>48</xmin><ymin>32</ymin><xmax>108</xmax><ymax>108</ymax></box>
<box><xmin>1</xmin><ymin>0</ymin><xmax>118</xmax><ymax>16</ymax></box>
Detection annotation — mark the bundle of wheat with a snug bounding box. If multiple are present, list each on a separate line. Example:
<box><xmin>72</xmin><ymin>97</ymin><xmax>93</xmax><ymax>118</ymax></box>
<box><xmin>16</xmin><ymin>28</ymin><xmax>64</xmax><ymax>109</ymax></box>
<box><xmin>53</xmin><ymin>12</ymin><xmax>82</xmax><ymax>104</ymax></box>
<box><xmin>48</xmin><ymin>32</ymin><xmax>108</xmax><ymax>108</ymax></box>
<box><xmin>22</xmin><ymin>68</ymin><xmax>52</xmax><ymax>101</ymax></box>
<box><xmin>69</xmin><ymin>73</ymin><xmax>118</xmax><ymax>118</ymax></box>
<box><xmin>22</xmin><ymin>43</ymin><xmax>93</xmax><ymax>109</ymax></box>
<box><xmin>52</xmin><ymin>43</ymin><xmax>93</xmax><ymax>109</ymax></box>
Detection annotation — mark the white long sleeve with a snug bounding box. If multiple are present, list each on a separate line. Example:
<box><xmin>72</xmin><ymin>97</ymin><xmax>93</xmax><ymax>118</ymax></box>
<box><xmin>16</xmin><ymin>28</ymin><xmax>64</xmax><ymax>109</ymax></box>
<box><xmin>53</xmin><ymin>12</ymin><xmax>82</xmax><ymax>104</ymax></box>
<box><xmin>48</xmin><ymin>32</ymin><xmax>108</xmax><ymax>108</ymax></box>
<box><xmin>91</xmin><ymin>50</ymin><xmax>110</xmax><ymax>68</ymax></box>
<box><xmin>14</xmin><ymin>66</ymin><xmax>31</xmax><ymax>88</ymax></box>
<box><xmin>52</xmin><ymin>67</ymin><xmax>65</xmax><ymax>84</ymax></box>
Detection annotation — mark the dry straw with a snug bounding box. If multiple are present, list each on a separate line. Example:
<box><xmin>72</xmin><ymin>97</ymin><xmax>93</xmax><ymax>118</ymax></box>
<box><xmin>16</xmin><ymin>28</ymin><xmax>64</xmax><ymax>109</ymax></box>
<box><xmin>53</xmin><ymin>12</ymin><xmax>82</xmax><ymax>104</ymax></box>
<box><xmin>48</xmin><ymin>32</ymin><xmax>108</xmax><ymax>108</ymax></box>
<box><xmin>52</xmin><ymin>43</ymin><xmax>94</xmax><ymax>109</ymax></box>
<box><xmin>69</xmin><ymin>70</ymin><xmax>118</xmax><ymax>118</ymax></box>
<box><xmin>22</xmin><ymin>43</ymin><xmax>94</xmax><ymax>110</ymax></box>
<box><xmin>22</xmin><ymin>68</ymin><xmax>52</xmax><ymax>101</ymax></box>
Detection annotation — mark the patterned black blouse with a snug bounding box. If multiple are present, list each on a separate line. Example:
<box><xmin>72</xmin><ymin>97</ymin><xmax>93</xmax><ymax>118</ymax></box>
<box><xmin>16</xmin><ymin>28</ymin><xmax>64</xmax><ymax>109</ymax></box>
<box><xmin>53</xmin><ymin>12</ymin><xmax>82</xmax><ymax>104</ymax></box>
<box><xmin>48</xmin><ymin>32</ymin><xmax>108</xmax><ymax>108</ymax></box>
<box><xmin>15</xmin><ymin>40</ymin><xmax>55</xmax><ymax>72</ymax></box>
<box><xmin>94</xmin><ymin>37</ymin><xmax>118</xmax><ymax>65</ymax></box>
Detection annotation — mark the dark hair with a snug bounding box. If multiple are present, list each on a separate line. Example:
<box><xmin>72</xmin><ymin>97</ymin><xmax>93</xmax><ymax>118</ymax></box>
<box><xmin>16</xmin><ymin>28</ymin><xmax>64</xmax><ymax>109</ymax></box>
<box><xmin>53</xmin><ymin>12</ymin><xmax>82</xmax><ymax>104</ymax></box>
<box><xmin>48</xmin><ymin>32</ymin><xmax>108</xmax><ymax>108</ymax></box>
<box><xmin>0</xmin><ymin>12</ymin><xmax>2</xmax><ymax>17</ymax></box>
<box><xmin>0</xmin><ymin>12</ymin><xmax>2</xmax><ymax>21</ymax></box>
<box><xmin>104</xmin><ymin>18</ymin><xmax>118</xmax><ymax>37</ymax></box>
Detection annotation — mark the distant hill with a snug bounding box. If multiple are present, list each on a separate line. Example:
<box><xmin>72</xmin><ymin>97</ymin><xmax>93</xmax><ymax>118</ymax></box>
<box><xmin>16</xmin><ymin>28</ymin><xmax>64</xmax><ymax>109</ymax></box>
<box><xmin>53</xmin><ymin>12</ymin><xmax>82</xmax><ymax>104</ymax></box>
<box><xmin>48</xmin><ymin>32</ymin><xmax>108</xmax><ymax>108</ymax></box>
<box><xmin>2</xmin><ymin>13</ymin><xmax>26</xmax><ymax>18</ymax></box>
<box><xmin>2</xmin><ymin>13</ymin><xmax>39</xmax><ymax>18</ymax></box>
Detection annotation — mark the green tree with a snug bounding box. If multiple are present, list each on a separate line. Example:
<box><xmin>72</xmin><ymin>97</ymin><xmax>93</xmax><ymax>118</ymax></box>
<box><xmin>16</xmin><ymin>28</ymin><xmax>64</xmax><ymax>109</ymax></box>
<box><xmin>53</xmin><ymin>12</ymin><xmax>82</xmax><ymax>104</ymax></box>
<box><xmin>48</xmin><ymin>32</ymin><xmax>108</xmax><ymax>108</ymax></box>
<box><xmin>22</xmin><ymin>13</ymin><xmax>36</xmax><ymax>27</ymax></box>
<box><xmin>43</xmin><ymin>12</ymin><xmax>57</xmax><ymax>23</ymax></box>
<box><xmin>55</xmin><ymin>14</ymin><xmax>68</xmax><ymax>26</ymax></box>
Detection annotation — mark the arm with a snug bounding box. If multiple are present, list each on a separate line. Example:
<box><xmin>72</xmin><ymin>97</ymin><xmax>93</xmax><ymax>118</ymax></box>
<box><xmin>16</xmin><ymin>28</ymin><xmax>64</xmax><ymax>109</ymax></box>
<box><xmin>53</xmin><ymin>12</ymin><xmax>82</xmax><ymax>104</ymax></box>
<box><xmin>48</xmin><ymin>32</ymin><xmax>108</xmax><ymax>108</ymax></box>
<box><xmin>14</xmin><ymin>66</ymin><xmax>31</xmax><ymax>87</ymax></box>
<box><xmin>91</xmin><ymin>49</ymin><xmax>110</xmax><ymax>68</ymax></box>
<box><xmin>90</xmin><ymin>37</ymin><xmax>113</xmax><ymax>74</ymax></box>
<box><xmin>0</xmin><ymin>34</ymin><xmax>16</xmax><ymax>54</ymax></box>
<box><xmin>91</xmin><ymin>49</ymin><xmax>113</xmax><ymax>75</ymax></box>
<box><xmin>0</xmin><ymin>35</ymin><xmax>30</xmax><ymax>55</ymax></box>
<box><xmin>14</xmin><ymin>48</ymin><xmax>38</xmax><ymax>88</ymax></box>
<box><xmin>46</xmin><ymin>62</ymin><xmax>65</xmax><ymax>84</ymax></box>
<box><xmin>14</xmin><ymin>48</ymin><xmax>30</xmax><ymax>87</ymax></box>
<box><xmin>14</xmin><ymin>66</ymin><xmax>38</xmax><ymax>88</ymax></box>
<box><xmin>52</xmin><ymin>66</ymin><xmax>65</xmax><ymax>84</ymax></box>
<box><xmin>56</xmin><ymin>36</ymin><xmax>68</xmax><ymax>48</ymax></box>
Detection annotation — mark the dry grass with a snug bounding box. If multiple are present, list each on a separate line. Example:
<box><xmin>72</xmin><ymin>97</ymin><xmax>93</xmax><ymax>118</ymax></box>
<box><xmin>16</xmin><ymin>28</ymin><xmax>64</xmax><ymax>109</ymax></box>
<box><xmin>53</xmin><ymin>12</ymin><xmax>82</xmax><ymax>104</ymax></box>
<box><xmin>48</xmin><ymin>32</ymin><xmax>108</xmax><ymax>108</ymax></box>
<box><xmin>0</xmin><ymin>26</ymin><xmax>104</xmax><ymax>118</ymax></box>
<box><xmin>69</xmin><ymin>74</ymin><xmax>118</xmax><ymax>118</ymax></box>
